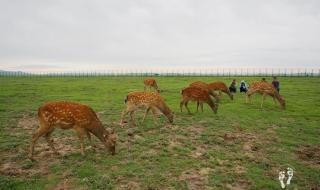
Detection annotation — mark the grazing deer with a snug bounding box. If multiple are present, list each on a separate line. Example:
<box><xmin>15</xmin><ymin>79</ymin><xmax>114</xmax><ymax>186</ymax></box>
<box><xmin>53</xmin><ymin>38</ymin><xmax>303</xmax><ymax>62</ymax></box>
<box><xmin>246</xmin><ymin>82</ymin><xmax>286</xmax><ymax>109</ymax></box>
<box><xmin>208</xmin><ymin>81</ymin><xmax>234</xmax><ymax>100</ymax></box>
<box><xmin>180</xmin><ymin>86</ymin><xmax>218</xmax><ymax>114</ymax></box>
<box><xmin>29</xmin><ymin>101</ymin><xmax>117</xmax><ymax>161</ymax></box>
<box><xmin>144</xmin><ymin>78</ymin><xmax>160</xmax><ymax>93</ymax></box>
<box><xmin>190</xmin><ymin>81</ymin><xmax>220</xmax><ymax>103</ymax></box>
<box><xmin>120</xmin><ymin>92</ymin><xmax>174</xmax><ymax>127</ymax></box>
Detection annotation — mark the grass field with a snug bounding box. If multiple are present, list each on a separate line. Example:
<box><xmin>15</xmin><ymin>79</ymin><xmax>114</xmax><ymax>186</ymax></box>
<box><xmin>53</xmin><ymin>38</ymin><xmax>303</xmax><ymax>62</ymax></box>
<box><xmin>0</xmin><ymin>76</ymin><xmax>319</xmax><ymax>190</ymax></box>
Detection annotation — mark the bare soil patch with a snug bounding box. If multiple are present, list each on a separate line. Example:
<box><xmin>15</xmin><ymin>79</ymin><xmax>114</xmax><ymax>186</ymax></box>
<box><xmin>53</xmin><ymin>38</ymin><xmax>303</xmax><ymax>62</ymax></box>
<box><xmin>17</xmin><ymin>114</ymin><xmax>38</xmax><ymax>134</ymax></box>
<box><xmin>296</xmin><ymin>145</ymin><xmax>320</xmax><ymax>168</ymax></box>
<box><xmin>178</xmin><ymin>168</ymin><xmax>213</xmax><ymax>190</ymax></box>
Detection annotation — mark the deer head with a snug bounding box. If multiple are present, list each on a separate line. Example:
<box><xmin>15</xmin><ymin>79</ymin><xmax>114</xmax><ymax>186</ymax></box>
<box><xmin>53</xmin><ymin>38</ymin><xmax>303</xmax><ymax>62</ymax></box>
<box><xmin>209</xmin><ymin>102</ymin><xmax>218</xmax><ymax>114</ymax></box>
<box><xmin>278</xmin><ymin>96</ymin><xmax>286</xmax><ymax>110</ymax></box>
<box><xmin>103</xmin><ymin>127</ymin><xmax>118</xmax><ymax>155</ymax></box>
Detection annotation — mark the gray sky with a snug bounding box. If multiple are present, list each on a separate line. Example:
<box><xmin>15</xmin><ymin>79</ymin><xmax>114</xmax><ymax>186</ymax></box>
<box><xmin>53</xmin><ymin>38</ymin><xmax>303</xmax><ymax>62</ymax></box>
<box><xmin>1</xmin><ymin>0</ymin><xmax>320</xmax><ymax>72</ymax></box>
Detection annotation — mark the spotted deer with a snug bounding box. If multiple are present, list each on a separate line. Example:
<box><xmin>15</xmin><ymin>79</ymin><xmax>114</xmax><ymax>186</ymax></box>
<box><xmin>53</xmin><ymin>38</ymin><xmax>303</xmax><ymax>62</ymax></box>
<box><xmin>190</xmin><ymin>81</ymin><xmax>220</xmax><ymax>103</ymax></box>
<box><xmin>144</xmin><ymin>78</ymin><xmax>160</xmax><ymax>93</ymax></box>
<box><xmin>180</xmin><ymin>86</ymin><xmax>218</xmax><ymax>114</ymax></box>
<box><xmin>208</xmin><ymin>81</ymin><xmax>234</xmax><ymax>100</ymax></box>
<box><xmin>246</xmin><ymin>82</ymin><xmax>286</xmax><ymax>109</ymax></box>
<box><xmin>120</xmin><ymin>92</ymin><xmax>174</xmax><ymax>127</ymax></box>
<box><xmin>29</xmin><ymin>101</ymin><xmax>117</xmax><ymax>161</ymax></box>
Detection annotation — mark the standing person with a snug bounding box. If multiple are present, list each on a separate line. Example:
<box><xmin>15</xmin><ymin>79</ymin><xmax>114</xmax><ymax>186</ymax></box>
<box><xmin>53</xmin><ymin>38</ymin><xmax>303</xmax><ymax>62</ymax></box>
<box><xmin>239</xmin><ymin>80</ymin><xmax>249</xmax><ymax>93</ymax></box>
<box><xmin>229</xmin><ymin>79</ymin><xmax>237</xmax><ymax>93</ymax></box>
<box><xmin>272</xmin><ymin>76</ymin><xmax>280</xmax><ymax>92</ymax></box>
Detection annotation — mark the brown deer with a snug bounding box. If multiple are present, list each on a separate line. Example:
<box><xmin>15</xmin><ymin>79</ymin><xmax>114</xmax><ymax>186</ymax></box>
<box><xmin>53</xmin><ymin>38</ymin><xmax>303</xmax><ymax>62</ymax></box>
<box><xmin>29</xmin><ymin>101</ymin><xmax>117</xmax><ymax>161</ymax></box>
<box><xmin>180</xmin><ymin>86</ymin><xmax>218</xmax><ymax>114</ymax></box>
<box><xmin>208</xmin><ymin>81</ymin><xmax>234</xmax><ymax>100</ymax></box>
<box><xmin>120</xmin><ymin>92</ymin><xmax>174</xmax><ymax>127</ymax></box>
<box><xmin>190</xmin><ymin>81</ymin><xmax>220</xmax><ymax>103</ymax></box>
<box><xmin>246</xmin><ymin>82</ymin><xmax>286</xmax><ymax>109</ymax></box>
<box><xmin>144</xmin><ymin>78</ymin><xmax>160</xmax><ymax>93</ymax></box>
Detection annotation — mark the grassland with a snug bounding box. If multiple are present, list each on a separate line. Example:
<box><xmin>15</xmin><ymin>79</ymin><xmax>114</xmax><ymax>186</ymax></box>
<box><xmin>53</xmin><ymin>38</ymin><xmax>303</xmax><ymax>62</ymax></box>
<box><xmin>0</xmin><ymin>76</ymin><xmax>319</xmax><ymax>190</ymax></box>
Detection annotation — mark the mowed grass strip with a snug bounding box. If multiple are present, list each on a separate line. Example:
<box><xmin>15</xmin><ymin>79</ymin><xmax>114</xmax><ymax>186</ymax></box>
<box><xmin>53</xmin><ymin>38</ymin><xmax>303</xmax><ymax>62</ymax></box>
<box><xmin>0</xmin><ymin>76</ymin><xmax>319</xmax><ymax>189</ymax></box>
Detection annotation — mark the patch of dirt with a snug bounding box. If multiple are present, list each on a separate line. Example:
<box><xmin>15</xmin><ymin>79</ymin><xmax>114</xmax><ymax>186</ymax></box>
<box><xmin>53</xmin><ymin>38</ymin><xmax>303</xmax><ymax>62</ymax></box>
<box><xmin>51</xmin><ymin>178</ymin><xmax>81</xmax><ymax>190</ymax></box>
<box><xmin>117</xmin><ymin>178</ymin><xmax>141</xmax><ymax>190</ymax></box>
<box><xmin>232</xmin><ymin>165</ymin><xmax>247</xmax><ymax>174</ymax></box>
<box><xmin>187</xmin><ymin>124</ymin><xmax>204</xmax><ymax>136</ymax></box>
<box><xmin>225</xmin><ymin>179</ymin><xmax>251</xmax><ymax>190</ymax></box>
<box><xmin>178</xmin><ymin>168</ymin><xmax>213</xmax><ymax>190</ymax></box>
<box><xmin>296</xmin><ymin>145</ymin><xmax>320</xmax><ymax>168</ymax></box>
<box><xmin>190</xmin><ymin>145</ymin><xmax>208</xmax><ymax>159</ymax></box>
<box><xmin>310</xmin><ymin>185</ymin><xmax>320</xmax><ymax>190</ymax></box>
<box><xmin>17</xmin><ymin>114</ymin><xmax>38</xmax><ymax>134</ymax></box>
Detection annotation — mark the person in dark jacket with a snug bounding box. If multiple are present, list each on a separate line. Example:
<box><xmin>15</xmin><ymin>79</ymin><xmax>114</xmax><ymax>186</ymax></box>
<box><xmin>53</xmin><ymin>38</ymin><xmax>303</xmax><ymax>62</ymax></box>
<box><xmin>272</xmin><ymin>76</ymin><xmax>280</xmax><ymax>92</ymax></box>
<box><xmin>239</xmin><ymin>80</ymin><xmax>249</xmax><ymax>93</ymax></box>
<box><xmin>229</xmin><ymin>79</ymin><xmax>237</xmax><ymax>93</ymax></box>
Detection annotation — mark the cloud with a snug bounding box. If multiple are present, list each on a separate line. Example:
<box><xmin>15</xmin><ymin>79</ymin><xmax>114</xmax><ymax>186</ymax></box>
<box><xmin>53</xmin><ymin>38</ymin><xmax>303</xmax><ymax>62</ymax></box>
<box><xmin>0</xmin><ymin>0</ymin><xmax>320</xmax><ymax>72</ymax></box>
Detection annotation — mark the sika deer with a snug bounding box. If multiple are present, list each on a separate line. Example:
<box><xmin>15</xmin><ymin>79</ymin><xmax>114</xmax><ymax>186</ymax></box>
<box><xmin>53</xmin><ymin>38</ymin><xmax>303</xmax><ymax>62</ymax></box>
<box><xmin>29</xmin><ymin>101</ymin><xmax>117</xmax><ymax>161</ymax></box>
<box><xmin>246</xmin><ymin>82</ymin><xmax>286</xmax><ymax>109</ymax></box>
<box><xmin>190</xmin><ymin>81</ymin><xmax>220</xmax><ymax>103</ymax></box>
<box><xmin>120</xmin><ymin>92</ymin><xmax>174</xmax><ymax>127</ymax></box>
<box><xmin>208</xmin><ymin>81</ymin><xmax>234</xmax><ymax>100</ymax></box>
<box><xmin>180</xmin><ymin>86</ymin><xmax>218</xmax><ymax>114</ymax></box>
<box><xmin>144</xmin><ymin>78</ymin><xmax>160</xmax><ymax>93</ymax></box>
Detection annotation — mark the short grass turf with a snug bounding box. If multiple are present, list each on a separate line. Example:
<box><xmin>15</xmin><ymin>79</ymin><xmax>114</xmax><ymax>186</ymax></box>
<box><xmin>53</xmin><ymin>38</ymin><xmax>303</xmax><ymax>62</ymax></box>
<box><xmin>0</xmin><ymin>76</ymin><xmax>319</xmax><ymax>190</ymax></box>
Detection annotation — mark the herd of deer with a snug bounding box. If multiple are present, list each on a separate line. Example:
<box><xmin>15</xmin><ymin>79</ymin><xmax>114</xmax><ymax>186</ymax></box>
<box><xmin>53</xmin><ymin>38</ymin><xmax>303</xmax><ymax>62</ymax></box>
<box><xmin>29</xmin><ymin>78</ymin><xmax>286</xmax><ymax>160</ymax></box>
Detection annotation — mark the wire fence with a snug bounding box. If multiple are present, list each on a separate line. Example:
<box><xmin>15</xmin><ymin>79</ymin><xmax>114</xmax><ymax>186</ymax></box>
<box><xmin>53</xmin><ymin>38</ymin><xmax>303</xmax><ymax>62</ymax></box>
<box><xmin>0</xmin><ymin>68</ymin><xmax>319</xmax><ymax>77</ymax></box>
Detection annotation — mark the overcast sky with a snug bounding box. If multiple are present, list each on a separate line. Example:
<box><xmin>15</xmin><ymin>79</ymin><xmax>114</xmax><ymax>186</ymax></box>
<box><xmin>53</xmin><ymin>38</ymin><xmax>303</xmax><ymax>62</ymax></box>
<box><xmin>0</xmin><ymin>0</ymin><xmax>320</xmax><ymax>72</ymax></box>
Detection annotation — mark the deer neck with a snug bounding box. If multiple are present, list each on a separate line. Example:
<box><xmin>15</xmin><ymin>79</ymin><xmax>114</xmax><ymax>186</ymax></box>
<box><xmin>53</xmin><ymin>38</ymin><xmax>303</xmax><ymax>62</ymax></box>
<box><xmin>157</xmin><ymin>102</ymin><xmax>171</xmax><ymax>116</ymax></box>
<box><xmin>273</xmin><ymin>91</ymin><xmax>282</xmax><ymax>102</ymax></box>
<box><xmin>89</xmin><ymin>122</ymin><xmax>106</xmax><ymax>143</ymax></box>
<box><xmin>206</xmin><ymin>98</ymin><xmax>215</xmax><ymax>107</ymax></box>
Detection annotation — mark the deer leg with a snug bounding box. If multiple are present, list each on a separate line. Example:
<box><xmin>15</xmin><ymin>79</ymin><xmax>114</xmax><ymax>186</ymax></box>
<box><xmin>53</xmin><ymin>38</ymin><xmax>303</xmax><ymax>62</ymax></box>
<box><xmin>180</xmin><ymin>99</ymin><xmax>185</xmax><ymax>112</ymax></box>
<box><xmin>142</xmin><ymin>107</ymin><xmax>151</xmax><ymax>123</ymax></box>
<box><xmin>86</xmin><ymin>130</ymin><xmax>96</xmax><ymax>149</ymax></box>
<box><xmin>151</xmin><ymin>107</ymin><xmax>159</xmax><ymax>124</ymax></box>
<box><xmin>29</xmin><ymin>123</ymin><xmax>49</xmax><ymax>160</ymax></box>
<box><xmin>261</xmin><ymin>94</ymin><xmax>266</xmax><ymax>109</ymax></box>
<box><xmin>196</xmin><ymin>101</ymin><xmax>200</xmax><ymax>112</ymax></box>
<box><xmin>184</xmin><ymin>101</ymin><xmax>191</xmax><ymax>114</ymax></box>
<box><xmin>129</xmin><ymin>111</ymin><xmax>137</xmax><ymax>127</ymax></box>
<box><xmin>75</xmin><ymin>127</ymin><xmax>85</xmax><ymax>155</ymax></box>
<box><xmin>120</xmin><ymin>110</ymin><xmax>128</xmax><ymax>126</ymax></box>
<box><xmin>273</xmin><ymin>97</ymin><xmax>276</xmax><ymax>105</ymax></box>
<box><xmin>45</xmin><ymin>129</ymin><xmax>59</xmax><ymax>155</ymax></box>
<box><xmin>201</xmin><ymin>102</ymin><xmax>204</xmax><ymax>112</ymax></box>
<box><xmin>120</xmin><ymin>106</ymin><xmax>134</xmax><ymax>126</ymax></box>
<box><xmin>246</xmin><ymin>94</ymin><xmax>251</xmax><ymax>103</ymax></box>
<box><xmin>144</xmin><ymin>85</ymin><xmax>147</xmax><ymax>92</ymax></box>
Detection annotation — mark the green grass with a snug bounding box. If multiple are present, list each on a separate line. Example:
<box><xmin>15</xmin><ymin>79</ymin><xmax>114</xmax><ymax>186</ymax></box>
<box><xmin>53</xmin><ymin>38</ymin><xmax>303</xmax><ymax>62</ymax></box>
<box><xmin>0</xmin><ymin>76</ymin><xmax>319</xmax><ymax>189</ymax></box>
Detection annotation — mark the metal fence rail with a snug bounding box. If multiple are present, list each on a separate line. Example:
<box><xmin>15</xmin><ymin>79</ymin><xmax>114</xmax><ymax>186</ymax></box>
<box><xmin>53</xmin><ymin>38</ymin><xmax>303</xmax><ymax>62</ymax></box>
<box><xmin>1</xmin><ymin>68</ymin><xmax>319</xmax><ymax>77</ymax></box>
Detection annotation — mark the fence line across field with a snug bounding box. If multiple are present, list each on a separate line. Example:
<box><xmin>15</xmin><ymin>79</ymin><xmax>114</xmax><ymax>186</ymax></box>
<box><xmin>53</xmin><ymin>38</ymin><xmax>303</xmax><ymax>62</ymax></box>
<box><xmin>1</xmin><ymin>68</ymin><xmax>319</xmax><ymax>77</ymax></box>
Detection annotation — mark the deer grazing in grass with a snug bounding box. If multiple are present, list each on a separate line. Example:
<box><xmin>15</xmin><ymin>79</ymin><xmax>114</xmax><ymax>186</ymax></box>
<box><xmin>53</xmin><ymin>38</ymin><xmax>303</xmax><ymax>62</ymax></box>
<box><xmin>246</xmin><ymin>82</ymin><xmax>286</xmax><ymax>109</ymax></box>
<box><xmin>208</xmin><ymin>81</ymin><xmax>234</xmax><ymax>100</ymax></box>
<box><xmin>120</xmin><ymin>92</ymin><xmax>174</xmax><ymax>127</ymax></box>
<box><xmin>29</xmin><ymin>101</ymin><xmax>117</xmax><ymax>161</ymax></box>
<box><xmin>144</xmin><ymin>78</ymin><xmax>160</xmax><ymax>93</ymax></box>
<box><xmin>180</xmin><ymin>86</ymin><xmax>218</xmax><ymax>114</ymax></box>
<box><xmin>190</xmin><ymin>81</ymin><xmax>220</xmax><ymax>103</ymax></box>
